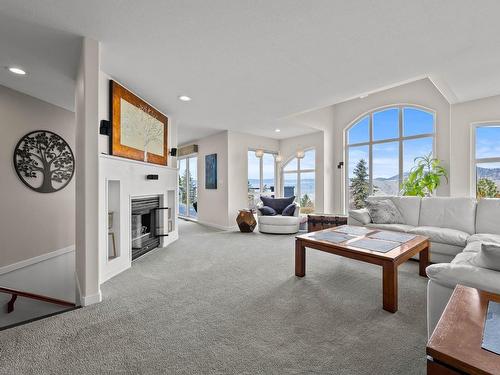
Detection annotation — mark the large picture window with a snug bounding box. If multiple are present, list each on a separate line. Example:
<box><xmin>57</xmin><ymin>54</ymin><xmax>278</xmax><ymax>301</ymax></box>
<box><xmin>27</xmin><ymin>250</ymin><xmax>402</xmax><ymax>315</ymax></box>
<box><xmin>345</xmin><ymin>106</ymin><xmax>435</xmax><ymax>209</ymax></box>
<box><xmin>473</xmin><ymin>123</ymin><xmax>500</xmax><ymax>198</ymax></box>
<box><xmin>248</xmin><ymin>150</ymin><xmax>276</xmax><ymax>209</ymax></box>
<box><xmin>282</xmin><ymin>149</ymin><xmax>315</xmax><ymax>213</ymax></box>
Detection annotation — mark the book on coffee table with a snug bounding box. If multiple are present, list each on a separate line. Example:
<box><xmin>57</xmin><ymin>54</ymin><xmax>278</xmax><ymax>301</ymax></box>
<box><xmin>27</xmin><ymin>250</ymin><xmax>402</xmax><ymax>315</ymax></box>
<box><xmin>483</xmin><ymin>301</ymin><xmax>500</xmax><ymax>355</ymax></box>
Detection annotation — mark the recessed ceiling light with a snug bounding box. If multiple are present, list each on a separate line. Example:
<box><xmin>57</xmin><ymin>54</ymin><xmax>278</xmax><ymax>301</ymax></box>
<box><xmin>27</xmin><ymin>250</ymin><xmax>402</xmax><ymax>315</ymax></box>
<box><xmin>275</xmin><ymin>129</ymin><xmax>281</xmax><ymax>133</ymax></box>
<box><xmin>178</xmin><ymin>95</ymin><xmax>192</xmax><ymax>102</ymax></box>
<box><xmin>7</xmin><ymin>67</ymin><xmax>27</xmax><ymax>75</ymax></box>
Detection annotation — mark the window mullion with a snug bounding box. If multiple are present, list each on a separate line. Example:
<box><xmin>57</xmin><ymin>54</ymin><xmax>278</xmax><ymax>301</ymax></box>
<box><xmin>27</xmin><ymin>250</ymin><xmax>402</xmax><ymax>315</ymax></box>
<box><xmin>399</xmin><ymin>107</ymin><xmax>403</xmax><ymax>190</ymax></box>
<box><xmin>369</xmin><ymin>113</ymin><xmax>373</xmax><ymax>194</ymax></box>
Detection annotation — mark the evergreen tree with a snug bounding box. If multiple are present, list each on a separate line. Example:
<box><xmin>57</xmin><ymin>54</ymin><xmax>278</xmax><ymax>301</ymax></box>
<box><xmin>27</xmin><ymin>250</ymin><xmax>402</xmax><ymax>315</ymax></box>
<box><xmin>477</xmin><ymin>178</ymin><xmax>499</xmax><ymax>198</ymax></box>
<box><xmin>350</xmin><ymin>159</ymin><xmax>369</xmax><ymax>208</ymax></box>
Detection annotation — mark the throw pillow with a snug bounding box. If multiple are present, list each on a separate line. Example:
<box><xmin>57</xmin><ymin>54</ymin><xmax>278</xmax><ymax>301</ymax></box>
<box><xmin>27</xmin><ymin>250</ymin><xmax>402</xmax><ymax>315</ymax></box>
<box><xmin>258</xmin><ymin>206</ymin><xmax>277</xmax><ymax>216</ymax></box>
<box><xmin>260</xmin><ymin>196</ymin><xmax>295</xmax><ymax>214</ymax></box>
<box><xmin>282</xmin><ymin>203</ymin><xmax>297</xmax><ymax>216</ymax></box>
<box><xmin>471</xmin><ymin>242</ymin><xmax>500</xmax><ymax>271</ymax></box>
<box><xmin>348</xmin><ymin>208</ymin><xmax>371</xmax><ymax>225</ymax></box>
<box><xmin>365</xmin><ymin>199</ymin><xmax>404</xmax><ymax>224</ymax></box>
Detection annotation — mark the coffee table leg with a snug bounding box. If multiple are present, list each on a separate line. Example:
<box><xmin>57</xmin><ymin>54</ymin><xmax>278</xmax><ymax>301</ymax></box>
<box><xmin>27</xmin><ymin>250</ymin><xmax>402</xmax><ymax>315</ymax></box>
<box><xmin>295</xmin><ymin>239</ymin><xmax>305</xmax><ymax>277</ymax></box>
<box><xmin>383</xmin><ymin>263</ymin><xmax>398</xmax><ymax>313</ymax></box>
<box><xmin>419</xmin><ymin>245</ymin><xmax>429</xmax><ymax>277</ymax></box>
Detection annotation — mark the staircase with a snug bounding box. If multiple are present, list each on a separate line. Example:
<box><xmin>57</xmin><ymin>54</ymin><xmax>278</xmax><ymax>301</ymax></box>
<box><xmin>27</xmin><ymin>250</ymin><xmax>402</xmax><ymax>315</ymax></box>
<box><xmin>0</xmin><ymin>287</ymin><xmax>77</xmax><ymax>330</ymax></box>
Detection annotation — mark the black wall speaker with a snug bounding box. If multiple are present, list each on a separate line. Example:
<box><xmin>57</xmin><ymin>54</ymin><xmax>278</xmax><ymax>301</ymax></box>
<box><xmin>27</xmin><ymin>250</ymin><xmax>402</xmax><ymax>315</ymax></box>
<box><xmin>170</xmin><ymin>148</ymin><xmax>177</xmax><ymax>156</ymax></box>
<box><xmin>99</xmin><ymin>120</ymin><xmax>111</xmax><ymax>136</ymax></box>
<box><xmin>146</xmin><ymin>174</ymin><xmax>159</xmax><ymax>180</ymax></box>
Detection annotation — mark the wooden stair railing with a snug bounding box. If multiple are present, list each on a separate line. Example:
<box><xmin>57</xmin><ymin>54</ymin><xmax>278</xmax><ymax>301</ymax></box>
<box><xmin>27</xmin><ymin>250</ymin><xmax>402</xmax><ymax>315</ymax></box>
<box><xmin>0</xmin><ymin>287</ymin><xmax>75</xmax><ymax>313</ymax></box>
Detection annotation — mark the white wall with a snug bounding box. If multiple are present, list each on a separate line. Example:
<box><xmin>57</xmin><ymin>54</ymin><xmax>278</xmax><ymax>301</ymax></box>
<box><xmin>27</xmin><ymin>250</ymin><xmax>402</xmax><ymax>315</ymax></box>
<box><xmin>279</xmin><ymin>131</ymin><xmax>324</xmax><ymax>212</ymax></box>
<box><xmin>450</xmin><ymin>94</ymin><xmax>500</xmax><ymax>197</ymax></box>
<box><xmin>195</xmin><ymin>131</ymin><xmax>230</xmax><ymax>229</ymax></box>
<box><xmin>0</xmin><ymin>84</ymin><xmax>75</xmax><ymax>267</ymax></box>
<box><xmin>331</xmin><ymin>78</ymin><xmax>451</xmax><ymax>212</ymax></box>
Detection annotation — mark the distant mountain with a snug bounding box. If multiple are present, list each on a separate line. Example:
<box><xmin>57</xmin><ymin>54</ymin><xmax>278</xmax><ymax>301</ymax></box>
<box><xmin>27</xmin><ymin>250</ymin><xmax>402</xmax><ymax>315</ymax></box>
<box><xmin>477</xmin><ymin>167</ymin><xmax>500</xmax><ymax>180</ymax></box>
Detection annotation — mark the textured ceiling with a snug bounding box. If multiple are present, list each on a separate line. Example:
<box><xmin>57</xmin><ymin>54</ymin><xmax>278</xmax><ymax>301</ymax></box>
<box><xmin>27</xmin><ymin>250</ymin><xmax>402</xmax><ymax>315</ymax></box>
<box><xmin>1</xmin><ymin>1</ymin><xmax>500</xmax><ymax>144</ymax></box>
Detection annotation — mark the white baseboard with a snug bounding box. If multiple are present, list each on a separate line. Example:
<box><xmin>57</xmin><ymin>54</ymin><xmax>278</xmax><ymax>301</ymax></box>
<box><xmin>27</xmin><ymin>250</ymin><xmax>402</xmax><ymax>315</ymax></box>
<box><xmin>80</xmin><ymin>290</ymin><xmax>102</xmax><ymax>306</ymax></box>
<box><xmin>0</xmin><ymin>245</ymin><xmax>75</xmax><ymax>275</ymax></box>
<box><xmin>196</xmin><ymin>220</ymin><xmax>238</xmax><ymax>231</ymax></box>
<box><xmin>75</xmin><ymin>267</ymin><xmax>102</xmax><ymax>306</ymax></box>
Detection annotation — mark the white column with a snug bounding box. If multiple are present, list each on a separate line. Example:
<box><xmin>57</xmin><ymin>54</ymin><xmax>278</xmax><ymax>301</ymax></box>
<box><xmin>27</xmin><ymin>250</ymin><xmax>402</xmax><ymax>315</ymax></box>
<box><xmin>75</xmin><ymin>37</ymin><xmax>101</xmax><ymax>306</ymax></box>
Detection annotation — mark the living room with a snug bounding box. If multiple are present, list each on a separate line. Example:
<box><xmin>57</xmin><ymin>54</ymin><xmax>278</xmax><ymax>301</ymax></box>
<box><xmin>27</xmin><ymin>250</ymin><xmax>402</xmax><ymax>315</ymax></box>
<box><xmin>0</xmin><ymin>1</ymin><xmax>499</xmax><ymax>374</ymax></box>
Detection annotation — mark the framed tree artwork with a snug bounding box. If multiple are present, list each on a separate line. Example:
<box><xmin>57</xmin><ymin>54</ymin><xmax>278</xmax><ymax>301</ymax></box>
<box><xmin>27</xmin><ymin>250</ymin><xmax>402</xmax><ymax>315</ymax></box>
<box><xmin>110</xmin><ymin>81</ymin><xmax>168</xmax><ymax>165</ymax></box>
<box><xmin>13</xmin><ymin>130</ymin><xmax>75</xmax><ymax>193</ymax></box>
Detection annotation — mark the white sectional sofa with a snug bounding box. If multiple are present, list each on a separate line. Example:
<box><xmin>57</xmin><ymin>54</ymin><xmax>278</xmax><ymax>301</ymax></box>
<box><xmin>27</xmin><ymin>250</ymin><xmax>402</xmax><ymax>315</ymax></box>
<box><xmin>348</xmin><ymin>196</ymin><xmax>500</xmax><ymax>336</ymax></box>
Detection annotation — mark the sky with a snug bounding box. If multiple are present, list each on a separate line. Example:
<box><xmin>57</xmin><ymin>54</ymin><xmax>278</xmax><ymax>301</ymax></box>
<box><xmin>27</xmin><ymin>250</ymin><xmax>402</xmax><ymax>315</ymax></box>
<box><xmin>476</xmin><ymin>126</ymin><xmax>500</xmax><ymax>159</ymax></box>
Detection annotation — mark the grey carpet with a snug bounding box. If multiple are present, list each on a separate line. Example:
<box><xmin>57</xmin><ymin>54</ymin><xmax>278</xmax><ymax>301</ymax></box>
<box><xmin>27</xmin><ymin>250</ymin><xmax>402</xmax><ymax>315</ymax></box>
<box><xmin>0</xmin><ymin>221</ymin><xmax>428</xmax><ymax>374</ymax></box>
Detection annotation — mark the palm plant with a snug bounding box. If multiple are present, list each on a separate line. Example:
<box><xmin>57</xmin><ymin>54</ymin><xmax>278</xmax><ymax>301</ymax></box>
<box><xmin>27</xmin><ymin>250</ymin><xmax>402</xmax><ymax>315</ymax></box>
<box><xmin>401</xmin><ymin>153</ymin><xmax>448</xmax><ymax>197</ymax></box>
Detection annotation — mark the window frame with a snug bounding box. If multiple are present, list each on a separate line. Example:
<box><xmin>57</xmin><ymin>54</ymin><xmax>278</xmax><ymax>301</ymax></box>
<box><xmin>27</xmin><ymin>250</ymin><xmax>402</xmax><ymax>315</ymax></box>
<box><xmin>178</xmin><ymin>155</ymin><xmax>198</xmax><ymax>219</ymax></box>
<box><xmin>248</xmin><ymin>149</ymin><xmax>278</xmax><ymax>195</ymax></box>
<box><xmin>344</xmin><ymin>104</ymin><xmax>436</xmax><ymax>210</ymax></box>
<box><xmin>281</xmin><ymin>148</ymin><xmax>316</xmax><ymax>203</ymax></box>
<box><xmin>470</xmin><ymin>121</ymin><xmax>500</xmax><ymax>197</ymax></box>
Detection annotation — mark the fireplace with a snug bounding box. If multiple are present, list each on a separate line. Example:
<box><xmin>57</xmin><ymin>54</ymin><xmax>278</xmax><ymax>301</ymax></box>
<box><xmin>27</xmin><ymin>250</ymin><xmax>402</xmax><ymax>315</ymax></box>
<box><xmin>131</xmin><ymin>196</ymin><xmax>169</xmax><ymax>260</ymax></box>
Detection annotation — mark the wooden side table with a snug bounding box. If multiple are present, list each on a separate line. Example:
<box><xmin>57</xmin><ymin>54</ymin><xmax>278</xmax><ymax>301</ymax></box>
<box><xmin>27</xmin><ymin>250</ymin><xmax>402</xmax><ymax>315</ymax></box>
<box><xmin>307</xmin><ymin>213</ymin><xmax>348</xmax><ymax>232</ymax></box>
<box><xmin>427</xmin><ymin>285</ymin><xmax>500</xmax><ymax>374</ymax></box>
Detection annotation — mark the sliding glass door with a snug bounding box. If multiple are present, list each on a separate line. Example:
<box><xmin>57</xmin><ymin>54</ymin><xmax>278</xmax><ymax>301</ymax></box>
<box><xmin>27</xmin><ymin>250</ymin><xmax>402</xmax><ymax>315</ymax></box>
<box><xmin>178</xmin><ymin>156</ymin><xmax>198</xmax><ymax>219</ymax></box>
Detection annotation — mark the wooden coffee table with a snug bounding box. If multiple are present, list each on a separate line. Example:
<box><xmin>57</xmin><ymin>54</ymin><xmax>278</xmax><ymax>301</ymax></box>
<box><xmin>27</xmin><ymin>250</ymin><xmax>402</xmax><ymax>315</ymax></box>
<box><xmin>295</xmin><ymin>226</ymin><xmax>429</xmax><ymax>313</ymax></box>
<box><xmin>427</xmin><ymin>285</ymin><xmax>500</xmax><ymax>375</ymax></box>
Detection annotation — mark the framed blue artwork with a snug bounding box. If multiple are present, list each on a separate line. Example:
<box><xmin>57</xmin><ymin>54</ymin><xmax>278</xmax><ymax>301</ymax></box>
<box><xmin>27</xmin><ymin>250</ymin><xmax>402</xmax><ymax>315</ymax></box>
<box><xmin>205</xmin><ymin>153</ymin><xmax>217</xmax><ymax>189</ymax></box>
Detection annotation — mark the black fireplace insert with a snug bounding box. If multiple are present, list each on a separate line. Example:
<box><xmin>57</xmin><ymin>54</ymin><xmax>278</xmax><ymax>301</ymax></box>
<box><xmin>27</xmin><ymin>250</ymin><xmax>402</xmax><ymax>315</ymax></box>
<box><xmin>131</xmin><ymin>196</ymin><xmax>168</xmax><ymax>260</ymax></box>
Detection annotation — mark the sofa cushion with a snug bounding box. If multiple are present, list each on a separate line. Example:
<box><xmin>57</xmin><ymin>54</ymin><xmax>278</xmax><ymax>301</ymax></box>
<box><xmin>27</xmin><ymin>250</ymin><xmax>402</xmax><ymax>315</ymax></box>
<box><xmin>367</xmin><ymin>196</ymin><xmax>421</xmax><ymax>226</ymax></box>
<box><xmin>260</xmin><ymin>196</ymin><xmax>295</xmax><ymax>214</ymax></box>
<box><xmin>426</xmin><ymin>263</ymin><xmax>500</xmax><ymax>295</ymax></box>
<box><xmin>475</xmin><ymin>198</ymin><xmax>500</xmax><ymax>235</ymax></box>
<box><xmin>349</xmin><ymin>208</ymin><xmax>371</xmax><ymax>225</ymax></box>
<box><xmin>258</xmin><ymin>215</ymin><xmax>299</xmax><ymax>226</ymax></box>
<box><xmin>365</xmin><ymin>199</ymin><xmax>404</xmax><ymax>224</ymax></box>
<box><xmin>467</xmin><ymin>233</ymin><xmax>500</xmax><ymax>245</ymax></box>
<box><xmin>419</xmin><ymin>197</ymin><xmax>476</xmax><ymax>234</ymax></box>
<box><xmin>282</xmin><ymin>203</ymin><xmax>297</xmax><ymax>216</ymax></box>
<box><xmin>462</xmin><ymin>241</ymin><xmax>482</xmax><ymax>253</ymax></box>
<box><xmin>366</xmin><ymin>223</ymin><xmax>414</xmax><ymax>232</ymax></box>
<box><xmin>258</xmin><ymin>206</ymin><xmax>277</xmax><ymax>216</ymax></box>
<box><xmin>451</xmin><ymin>251</ymin><xmax>476</xmax><ymax>265</ymax></box>
<box><xmin>408</xmin><ymin>226</ymin><xmax>469</xmax><ymax>246</ymax></box>
<box><xmin>470</xmin><ymin>243</ymin><xmax>500</xmax><ymax>271</ymax></box>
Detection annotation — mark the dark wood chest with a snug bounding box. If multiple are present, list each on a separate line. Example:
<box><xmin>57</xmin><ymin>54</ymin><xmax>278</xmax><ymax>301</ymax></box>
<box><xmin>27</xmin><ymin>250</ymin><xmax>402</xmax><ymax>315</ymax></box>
<box><xmin>307</xmin><ymin>214</ymin><xmax>348</xmax><ymax>232</ymax></box>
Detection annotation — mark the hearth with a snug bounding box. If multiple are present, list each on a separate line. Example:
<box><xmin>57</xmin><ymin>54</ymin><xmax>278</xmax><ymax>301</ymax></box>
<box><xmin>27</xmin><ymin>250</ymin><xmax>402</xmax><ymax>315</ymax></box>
<box><xmin>131</xmin><ymin>196</ymin><xmax>169</xmax><ymax>260</ymax></box>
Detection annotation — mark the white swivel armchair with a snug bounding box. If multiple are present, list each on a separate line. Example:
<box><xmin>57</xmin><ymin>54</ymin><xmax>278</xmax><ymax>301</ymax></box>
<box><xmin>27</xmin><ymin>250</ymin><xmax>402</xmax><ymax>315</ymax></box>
<box><xmin>256</xmin><ymin>201</ymin><xmax>300</xmax><ymax>234</ymax></box>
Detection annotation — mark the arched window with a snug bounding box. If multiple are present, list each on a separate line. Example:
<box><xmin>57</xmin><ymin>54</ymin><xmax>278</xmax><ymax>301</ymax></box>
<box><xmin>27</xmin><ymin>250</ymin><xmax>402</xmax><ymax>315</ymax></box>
<box><xmin>472</xmin><ymin>123</ymin><xmax>500</xmax><ymax>198</ymax></box>
<box><xmin>345</xmin><ymin>106</ymin><xmax>435</xmax><ymax>209</ymax></box>
<box><xmin>282</xmin><ymin>149</ymin><xmax>315</xmax><ymax>213</ymax></box>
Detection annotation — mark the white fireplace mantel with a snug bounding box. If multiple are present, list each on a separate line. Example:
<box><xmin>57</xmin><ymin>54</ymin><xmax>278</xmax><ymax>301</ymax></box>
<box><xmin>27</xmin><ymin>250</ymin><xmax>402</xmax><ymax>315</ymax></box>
<box><xmin>98</xmin><ymin>154</ymin><xmax>178</xmax><ymax>283</ymax></box>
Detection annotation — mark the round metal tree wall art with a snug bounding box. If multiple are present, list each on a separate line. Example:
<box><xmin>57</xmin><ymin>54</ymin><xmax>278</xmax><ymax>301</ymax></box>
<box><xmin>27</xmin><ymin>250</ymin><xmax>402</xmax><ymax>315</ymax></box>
<box><xmin>13</xmin><ymin>130</ymin><xmax>75</xmax><ymax>193</ymax></box>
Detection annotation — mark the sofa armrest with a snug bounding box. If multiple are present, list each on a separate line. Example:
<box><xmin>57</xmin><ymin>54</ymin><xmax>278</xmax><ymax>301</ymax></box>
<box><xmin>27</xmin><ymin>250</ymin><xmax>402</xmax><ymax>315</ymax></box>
<box><xmin>348</xmin><ymin>208</ymin><xmax>371</xmax><ymax>225</ymax></box>
<box><xmin>426</xmin><ymin>263</ymin><xmax>500</xmax><ymax>295</ymax></box>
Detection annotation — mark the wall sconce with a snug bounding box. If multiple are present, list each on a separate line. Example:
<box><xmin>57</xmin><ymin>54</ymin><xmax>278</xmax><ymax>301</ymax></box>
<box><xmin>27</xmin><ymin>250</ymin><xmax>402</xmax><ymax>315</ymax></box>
<box><xmin>275</xmin><ymin>153</ymin><xmax>282</xmax><ymax>163</ymax></box>
<box><xmin>255</xmin><ymin>148</ymin><xmax>264</xmax><ymax>158</ymax></box>
<box><xmin>296</xmin><ymin>149</ymin><xmax>305</xmax><ymax>159</ymax></box>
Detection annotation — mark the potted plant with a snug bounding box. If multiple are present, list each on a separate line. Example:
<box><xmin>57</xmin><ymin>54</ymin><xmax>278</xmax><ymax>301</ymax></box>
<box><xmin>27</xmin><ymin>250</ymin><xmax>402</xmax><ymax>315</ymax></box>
<box><xmin>401</xmin><ymin>153</ymin><xmax>448</xmax><ymax>197</ymax></box>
